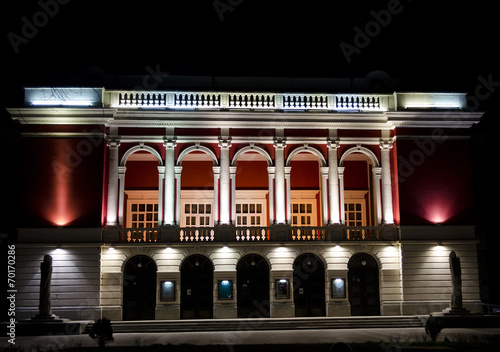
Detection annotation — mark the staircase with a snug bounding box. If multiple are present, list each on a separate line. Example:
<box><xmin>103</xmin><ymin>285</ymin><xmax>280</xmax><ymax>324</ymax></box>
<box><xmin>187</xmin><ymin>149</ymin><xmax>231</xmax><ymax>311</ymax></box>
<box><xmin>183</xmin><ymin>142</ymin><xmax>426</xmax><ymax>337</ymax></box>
<box><xmin>87</xmin><ymin>316</ymin><xmax>425</xmax><ymax>334</ymax></box>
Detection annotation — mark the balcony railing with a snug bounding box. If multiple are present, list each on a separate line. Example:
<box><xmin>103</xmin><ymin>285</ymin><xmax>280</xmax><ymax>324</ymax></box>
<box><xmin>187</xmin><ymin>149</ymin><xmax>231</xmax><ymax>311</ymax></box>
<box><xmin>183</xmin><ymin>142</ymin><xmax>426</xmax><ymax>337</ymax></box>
<box><xmin>103</xmin><ymin>225</ymin><xmax>399</xmax><ymax>244</ymax></box>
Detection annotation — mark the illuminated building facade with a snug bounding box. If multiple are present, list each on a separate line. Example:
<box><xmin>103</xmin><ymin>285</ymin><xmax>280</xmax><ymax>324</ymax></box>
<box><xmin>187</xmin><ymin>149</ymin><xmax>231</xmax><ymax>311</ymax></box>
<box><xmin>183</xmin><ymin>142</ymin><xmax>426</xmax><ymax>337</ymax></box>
<box><xmin>8</xmin><ymin>84</ymin><xmax>483</xmax><ymax>321</ymax></box>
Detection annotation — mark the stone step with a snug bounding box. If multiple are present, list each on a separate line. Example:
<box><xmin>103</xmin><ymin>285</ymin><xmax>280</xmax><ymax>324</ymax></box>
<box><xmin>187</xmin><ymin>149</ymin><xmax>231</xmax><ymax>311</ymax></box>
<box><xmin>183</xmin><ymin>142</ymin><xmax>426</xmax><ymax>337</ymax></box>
<box><xmin>86</xmin><ymin>316</ymin><xmax>425</xmax><ymax>334</ymax></box>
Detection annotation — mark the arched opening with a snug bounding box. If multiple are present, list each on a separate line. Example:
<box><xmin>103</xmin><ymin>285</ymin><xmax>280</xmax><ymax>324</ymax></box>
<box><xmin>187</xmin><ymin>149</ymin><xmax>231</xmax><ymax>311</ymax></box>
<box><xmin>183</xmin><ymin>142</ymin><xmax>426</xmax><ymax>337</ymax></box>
<box><xmin>180</xmin><ymin>254</ymin><xmax>214</xmax><ymax>319</ymax></box>
<box><xmin>122</xmin><ymin>255</ymin><xmax>157</xmax><ymax>320</ymax></box>
<box><xmin>348</xmin><ymin>253</ymin><xmax>380</xmax><ymax>316</ymax></box>
<box><xmin>237</xmin><ymin>254</ymin><xmax>270</xmax><ymax>318</ymax></box>
<box><xmin>122</xmin><ymin>148</ymin><xmax>162</xmax><ymax>235</ymax></box>
<box><xmin>233</xmin><ymin>149</ymin><xmax>271</xmax><ymax>228</ymax></box>
<box><xmin>288</xmin><ymin>148</ymin><xmax>326</xmax><ymax>227</ymax></box>
<box><xmin>179</xmin><ymin>150</ymin><xmax>215</xmax><ymax>229</ymax></box>
<box><xmin>293</xmin><ymin>253</ymin><xmax>326</xmax><ymax>317</ymax></box>
<box><xmin>340</xmin><ymin>147</ymin><xmax>380</xmax><ymax>232</ymax></box>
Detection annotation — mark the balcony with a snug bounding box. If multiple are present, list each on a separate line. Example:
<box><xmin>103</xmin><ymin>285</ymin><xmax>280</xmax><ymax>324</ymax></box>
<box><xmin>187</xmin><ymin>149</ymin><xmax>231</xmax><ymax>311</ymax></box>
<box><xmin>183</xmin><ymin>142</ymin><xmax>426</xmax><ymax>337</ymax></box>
<box><xmin>102</xmin><ymin>225</ymin><xmax>399</xmax><ymax>244</ymax></box>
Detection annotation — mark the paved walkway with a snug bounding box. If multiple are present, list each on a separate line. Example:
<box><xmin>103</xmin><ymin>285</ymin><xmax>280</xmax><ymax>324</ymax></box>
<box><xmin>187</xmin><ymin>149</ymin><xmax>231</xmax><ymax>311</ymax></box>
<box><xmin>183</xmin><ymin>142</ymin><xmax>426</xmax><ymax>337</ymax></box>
<box><xmin>4</xmin><ymin>327</ymin><xmax>500</xmax><ymax>350</ymax></box>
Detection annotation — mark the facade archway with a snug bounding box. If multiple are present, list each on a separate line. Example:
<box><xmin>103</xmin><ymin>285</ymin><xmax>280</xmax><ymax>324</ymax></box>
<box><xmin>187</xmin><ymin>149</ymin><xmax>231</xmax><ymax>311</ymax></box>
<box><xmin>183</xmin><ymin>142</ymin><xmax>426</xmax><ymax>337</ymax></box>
<box><xmin>122</xmin><ymin>255</ymin><xmax>157</xmax><ymax>321</ymax></box>
<box><xmin>237</xmin><ymin>254</ymin><xmax>270</xmax><ymax>318</ymax></box>
<box><xmin>293</xmin><ymin>253</ymin><xmax>326</xmax><ymax>317</ymax></box>
<box><xmin>180</xmin><ymin>254</ymin><xmax>214</xmax><ymax>319</ymax></box>
<box><xmin>347</xmin><ymin>253</ymin><xmax>380</xmax><ymax>316</ymax></box>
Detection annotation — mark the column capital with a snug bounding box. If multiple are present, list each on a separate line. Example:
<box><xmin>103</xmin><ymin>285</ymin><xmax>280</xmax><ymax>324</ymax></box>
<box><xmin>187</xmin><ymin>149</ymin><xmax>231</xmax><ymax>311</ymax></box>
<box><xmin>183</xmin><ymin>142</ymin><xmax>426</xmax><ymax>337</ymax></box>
<box><xmin>379</xmin><ymin>139</ymin><xmax>393</xmax><ymax>150</ymax></box>
<box><xmin>327</xmin><ymin>139</ymin><xmax>340</xmax><ymax>149</ymax></box>
<box><xmin>273</xmin><ymin>137</ymin><xmax>287</xmax><ymax>149</ymax></box>
<box><xmin>163</xmin><ymin>137</ymin><xmax>177</xmax><ymax>149</ymax></box>
<box><xmin>218</xmin><ymin>137</ymin><xmax>232</xmax><ymax>149</ymax></box>
<box><xmin>106</xmin><ymin>138</ymin><xmax>120</xmax><ymax>148</ymax></box>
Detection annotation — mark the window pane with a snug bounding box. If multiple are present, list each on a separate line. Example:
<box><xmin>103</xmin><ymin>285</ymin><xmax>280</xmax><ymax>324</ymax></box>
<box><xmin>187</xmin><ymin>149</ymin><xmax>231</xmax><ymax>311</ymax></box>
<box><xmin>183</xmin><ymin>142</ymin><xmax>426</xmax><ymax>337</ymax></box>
<box><xmin>349</xmin><ymin>213</ymin><xmax>355</xmax><ymax>220</ymax></box>
<box><xmin>185</xmin><ymin>204</ymin><xmax>190</xmax><ymax>214</ymax></box>
<box><xmin>251</xmin><ymin>216</ymin><xmax>255</xmax><ymax>225</ymax></box>
<box><xmin>300</xmin><ymin>204</ymin><xmax>305</xmax><ymax>213</ymax></box>
<box><xmin>147</xmin><ymin>204</ymin><xmax>153</xmax><ymax>212</ymax></box>
<box><xmin>256</xmin><ymin>217</ymin><xmax>260</xmax><ymax>225</ymax></box>
<box><xmin>237</xmin><ymin>216</ymin><xmax>241</xmax><ymax>225</ymax></box>
<box><xmin>236</xmin><ymin>204</ymin><xmax>241</xmax><ymax>213</ymax></box>
<box><xmin>154</xmin><ymin>213</ymin><xmax>158</xmax><ymax>221</ymax></box>
<box><xmin>206</xmin><ymin>204</ymin><xmax>211</xmax><ymax>214</ymax></box>
<box><xmin>356</xmin><ymin>203</ymin><xmax>361</xmax><ymax>211</ymax></box>
<box><xmin>257</xmin><ymin>204</ymin><xmax>262</xmax><ymax>213</ymax></box>
<box><xmin>139</xmin><ymin>214</ymin><xmax>144</xmax><ymax>221</ymax></box>
<box><xmin>191</xmin><ymin>217</ymin><xmax>196</xmax><ymax>225</ymax></box>
<box><xmin>192</xmin><ymin>204</ymin><xmax>197</xmax><ymax>214</ymax></box>
<box><xmin>307</xmin><ymin>204</ymin><xmax>312</xmax><ymax>213</ymax></box>
<box><xmin>132</xmin><ymin>204</ymin><xmax>138</xmax><ymax>212</ymax></box>
<box><xmin>147</xmin><ymin>213</ymin><xmax>152</xmax><ymax>221</ymax></box>
<box><xmin>139</xmin><ymin>204</ymin><xmax>145</xmax><ymax>212</ymax></box>
<box><xmin>250</xmin><ymin>204</ymin><xmax>255</xmax><ymax>213</ymax></box>
<box><xmin>293</xmin><ymin>216</ymin><xmax>297</xmax><ymax>225</ymax></box>
<box><xmin>356</xmin><ymin>212</ymin><xmax>362</xmax><ymax>220</ymax></box>
<box><xmin>132</xmin><ymin>214</ymin><xmax>137</xmax><ymax>221</ymax></box>
<box><xmin>306</xmin><ymin>216</ymin><xmax>311</xmax><ymax>225</ymax></box>
<box><xmin>243</xmin><ymin>204</ymin><xmax>248</xmax><ymax>213</ymax></box>
<box><xmin>348</xmin><ymin>204</ymin><xmax>354</xmax><ymax>211</ymax></box>
<box><xmin>138</xmin><ymin>222</ymin><xmax>144</xmax><ymax>227</ymax></box>
<box><xmin>154</xmin><ymin>204</ymin><xmax>158</xmax><ymax>212</ymax></box>
<box><xmin>199</xmin><ymin>204</ymin><xmax>204</xmax><ymax>214</ymax></box>
<box><xmin>293</xmin><ymin>204</ymin><xmax>298</xmax><ymax>213</ymax></box>
<box><xmin>200</xmin><ymin>217</ymin><xmax>204</xmax><ymax>225</ymax></box>
<box><xmin>301</xmin><ymin>216</ymin><xmax>305</xmax><ymax>224</ymax></box>
<box><xmin>205</xmin><ymin>217</ymin><xmax>210</xmax><ymax>225</ymax></box>
<box><xmin>186</xmin><ymin>217</ymin><xmax>190</xmax><ymax>225</ymax></box>
<box><xmin>242</xmin><ymin>217</ymin><xmax>247</xmax><ymax>225</ymax></box>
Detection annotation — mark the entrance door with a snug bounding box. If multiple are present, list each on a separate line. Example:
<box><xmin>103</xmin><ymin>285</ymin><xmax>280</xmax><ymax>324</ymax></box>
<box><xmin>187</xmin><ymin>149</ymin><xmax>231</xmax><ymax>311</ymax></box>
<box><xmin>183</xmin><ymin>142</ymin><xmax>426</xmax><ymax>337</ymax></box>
<box><xmin>123</xmin><ymin>255</ymin><xmax>157</xmax><ymax>320</ymax></box>
<box><xmin>348</xmin><ymin>253</ymin><xmax>380</xmax><ymax>316</ymax></box>
<box><xmin>293</xmin><ymin>253</ymin><xmax>326</xmax><ymax>317</ymax></box>
<box><xmin>181</xmin><ymin>255</ymin><xmax>213</xmax><ymax>319</ymax></box>
<box><xmin>237</xmin><ymin>254</ymin><xmax>270</xmax><ymax>318</ymax></box>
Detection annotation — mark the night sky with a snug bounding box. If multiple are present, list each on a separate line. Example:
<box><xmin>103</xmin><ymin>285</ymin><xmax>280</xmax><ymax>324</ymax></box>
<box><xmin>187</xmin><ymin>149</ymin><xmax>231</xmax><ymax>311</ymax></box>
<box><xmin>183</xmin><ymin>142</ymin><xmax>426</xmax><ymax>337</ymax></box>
<box><xmin>1</xmin><ymin>0</ymin><xmax>499</xmax><ymax>301</ymax></box>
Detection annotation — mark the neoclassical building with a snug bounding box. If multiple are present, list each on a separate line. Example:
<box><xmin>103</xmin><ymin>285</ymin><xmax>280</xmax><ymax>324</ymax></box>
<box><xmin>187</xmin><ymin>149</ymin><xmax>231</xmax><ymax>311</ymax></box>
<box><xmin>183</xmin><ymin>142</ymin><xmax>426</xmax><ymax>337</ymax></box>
<box><xmin>9</xmin><ymin>84</ymin><xmax>483</xmax><ymax>321</ymax></box>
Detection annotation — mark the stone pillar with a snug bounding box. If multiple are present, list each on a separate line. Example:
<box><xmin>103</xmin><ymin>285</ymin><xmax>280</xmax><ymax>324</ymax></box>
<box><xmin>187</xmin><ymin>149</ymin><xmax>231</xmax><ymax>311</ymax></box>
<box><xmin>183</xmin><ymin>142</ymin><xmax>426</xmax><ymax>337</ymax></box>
<box><xmin>327</xmin><ymin>140</ymin><xmax>341</xmax><ymax>224</ymax></box>
<box><xmin>174</xmin><ymin>166</ymin><xmax>183</xmax><ymax>225</ymax></box>
<box><xmin>163</xmin><ymin>138</ymin><xmax>177</xmax><ymax>225</ymax></box>
<box><xmin>267</xmin><ymin>167</ymin><xmax>275</xmax><ymax>224</ymax></box>
<box><xmin>157</xmin><ymin>166</ymin><xmax>165</xmax><ymax>226</ymax></box>
<box><xmin>372</xmin><ymin>167</ymin><xmax>382</xmax><ymax>225</ymax></box>
<box><xmin>285</xmin><ymin>166</ymin><xmax>292</xmax><ymax>224</ymax></box>
<box><xmin>338</xmin><ymin>167</ymin><xmax>345</xmax><ymax>224</ymax></box>
<box><xmin>274</xmin><ymin>138</ymin><xmax>287</xmax><ymax>224</ymax></box>
<box><xmin>230</xmin><ymin>166</ymin><xmax>237</xmax><ymax>224</ymax></box>
<box><xmin>380</xmin><ymin>140</ymin><xmax>394</xmax><ymax>224</ymax></box>
<box><xmin>219</xmin><ymin>137</ymin><xmax>232</xmax><ymax>225</ymax></box>
<box><xmin>213</xmin><ymin>166</ymin><xmax>221</xmax><ymax>224</ymax></box>
<box><xmin>106</xmin><ymin>139</ymin><xmax>120</xmax><ymax>226</ymax></box>
<box><xmin>118</xmin><ymin>166</ymin><xmax>126</xmax><ymax>227</ymax></box>
<box><xmin>320</xmin><ymin>167</ymin><xmax>329</xmax><ymax>225</ymax></box>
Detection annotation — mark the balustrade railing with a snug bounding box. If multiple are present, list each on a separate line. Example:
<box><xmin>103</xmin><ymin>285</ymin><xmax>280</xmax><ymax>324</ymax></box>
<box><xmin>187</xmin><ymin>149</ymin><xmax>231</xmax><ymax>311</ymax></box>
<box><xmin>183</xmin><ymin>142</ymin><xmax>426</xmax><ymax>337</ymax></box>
<box><xmin>107</xmin><ymin>90</ymin><xmax>392</xmax><ymax>111</ymax></box>
<box><xmin>104</xmin><ymin>225</ymin><xmax>398</xmax><ymax>243</ymax></box>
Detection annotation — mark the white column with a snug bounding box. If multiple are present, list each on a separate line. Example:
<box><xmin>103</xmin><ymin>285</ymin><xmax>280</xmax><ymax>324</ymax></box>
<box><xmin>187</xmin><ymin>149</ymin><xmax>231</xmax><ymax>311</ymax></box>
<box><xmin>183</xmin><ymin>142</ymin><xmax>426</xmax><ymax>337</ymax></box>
<box><xmin>338</xmin><ymin>166</ymin><xmax>345</xmax><ymax>224</ymax></box>
<box><xmin>157</xmin><ymin>166</ymin><xmax>165</xmax><ymax>226</ymax></box>
<box><xmin>320</xmin><ymin>167</ymin><xmax>329</xmax><ymax>226</ymax></box>
<box><xmin>118</xmin><ymin>166</ymin><xmax>126</xmax><ymax>227</ymax></box>
<box><xmin>213</xmin><ymin>166</ymin><xmax>221</xmax><ymax>225</ymax></box>
<box><xmin>163</xmin><ymin>139</ymin><xmax>176</xmax><ymax>225</ymax></box>
<box><xmin>267</xmin><ymin>167</ymin><xmax>275</xmax><ymax>225</ymax></box>
<box><xmin>380</xmin><ymin>140</ymin><xmax>395</xmax><ymax>224</ymax></box>
<box><xmin>285</xmin><ymin>166</ymin><xmax>292</xmax><ymax>224</ymax></box>
<box><xmin>327</xmin><ymin>140</ymin><xmax>340</xmax><ymax>224</ymax></box>
<box><xmin>372</xmin><ymin>167</ymin><xmax>382</xmax><ymax>225</ymax></box>
<box><xmin>174</xmin><ymin>166</ymin><xmax>183</xmax><ymax>225</ymax></box>
<box><xmin>218</xmin><ymin>138</ymin><xmax>232</xmax><ymax>225</ymax></box>
<box><xmin>273</xmin><ymin>138</ymin><xmax>286</xmax><ymax>224</ymax></box>
<box><xmin>230</xmin><ymin>166</ymin><xmax>237</xmax><ymax>224</ymax></box>
<box><xmin>106</xmin><ymin>139</ymin><xmax>120</xmax><ymax>226</ymax></box>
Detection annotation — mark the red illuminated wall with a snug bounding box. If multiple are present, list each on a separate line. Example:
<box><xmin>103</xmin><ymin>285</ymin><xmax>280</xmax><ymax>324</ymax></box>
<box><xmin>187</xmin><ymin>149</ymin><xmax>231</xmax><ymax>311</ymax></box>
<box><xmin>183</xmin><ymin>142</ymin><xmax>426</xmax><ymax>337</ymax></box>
<box><xmin>290</xmin><ymin>161</ymin><xmax>320</xmax><ymax>188</ymax></box>
<box><xmin>20</xmin><ymin>138</ymin><xmax>104</xmax><ymax>227</ymax></box>
<box><xmin>396</xmin><ymin>138</ymin><xmax>475</xmax><ymax>225</ymax></box>
<box><xmin>124</xmin><ymin>161</ymin><xmax>159</xmax><ymax>189</ymax></box>
<box><xmin>343</xmin><ymin>160</ymin><xmax>369</xmax><ymax>189</ymax></box>
<box><xmin>235</xmin><ymin>161</ymin><xmax>268</xmax><ymax>189</ymax></box>
<box><xmin>180</xmin><ymin>161</ymin><xmax>214</xmax><ymax>189</ymax></box>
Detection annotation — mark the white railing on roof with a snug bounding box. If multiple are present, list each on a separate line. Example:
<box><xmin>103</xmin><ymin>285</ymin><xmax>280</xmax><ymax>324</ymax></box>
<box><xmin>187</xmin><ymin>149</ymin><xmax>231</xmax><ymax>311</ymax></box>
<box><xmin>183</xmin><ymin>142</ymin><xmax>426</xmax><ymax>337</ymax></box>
<box><xmin>106</xmin><ymin>90</ymin><xmax>392</xmax><ymax>111</ymax></box>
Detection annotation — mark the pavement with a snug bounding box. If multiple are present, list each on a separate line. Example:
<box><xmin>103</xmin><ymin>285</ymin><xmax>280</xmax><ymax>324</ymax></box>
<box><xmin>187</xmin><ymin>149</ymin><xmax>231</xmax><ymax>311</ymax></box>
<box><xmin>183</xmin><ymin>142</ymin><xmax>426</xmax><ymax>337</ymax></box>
<box><xmin>3</xmin><ymin>327</ymin><xmax>500</xmax><ymax>350</ymax></box>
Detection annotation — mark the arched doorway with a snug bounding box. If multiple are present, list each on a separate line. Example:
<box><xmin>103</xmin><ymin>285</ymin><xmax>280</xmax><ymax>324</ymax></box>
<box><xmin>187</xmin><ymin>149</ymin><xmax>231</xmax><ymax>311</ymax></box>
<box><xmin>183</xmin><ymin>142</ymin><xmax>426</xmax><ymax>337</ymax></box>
<box><xmin>237</xmin><ymin>254</ymin><xmax>270</xmax><ymax>318</ymax></box>
<box><xmin>181</xmin><ymin>254</ymin><xmax>214</xmax><ymax>319</ymax></box>
<box><xmin>293</xmin><ymin>253</ymin><xmax>326</xmax><ymax>317</ymax></box>
<box><xmin>348</xmin><ymin>253</ymin><xmax>380</xmax><ymax>316</ymax></box>
<box><xmin>122</xmin><ymin>255</ymin><xmax>157</xmax><ymax>320</ymax></box>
